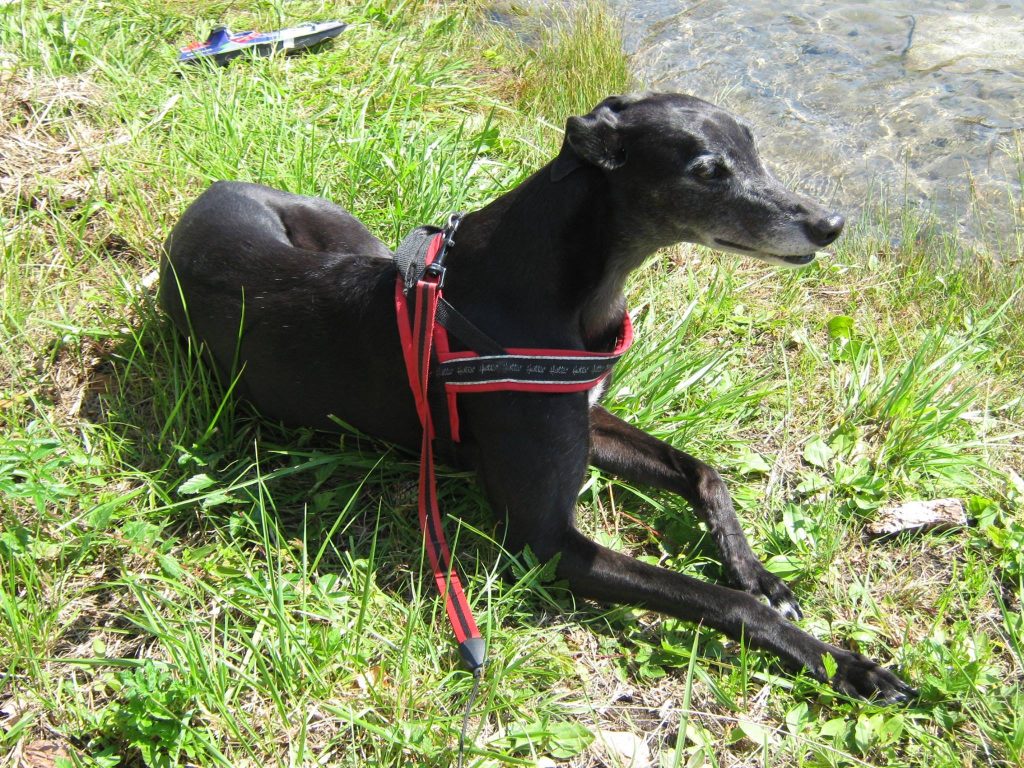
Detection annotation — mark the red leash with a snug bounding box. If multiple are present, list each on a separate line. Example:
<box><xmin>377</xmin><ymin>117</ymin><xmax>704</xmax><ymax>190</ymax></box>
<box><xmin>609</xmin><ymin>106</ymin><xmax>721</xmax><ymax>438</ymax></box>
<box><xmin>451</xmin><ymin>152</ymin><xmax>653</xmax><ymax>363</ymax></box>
<box><xmin>393</xmin><ymin>216</ymin><xmax>633</xmax><ymax>674</ymax></box>
<box><xmin>393</xmin><ymin>216</ymin><xmax>633</xmax><ymax>764</ymax></box>
<box><xmin>394</xmin><ymin>229</ymin><xmax>486</xmax><ymax>672</ymax></box>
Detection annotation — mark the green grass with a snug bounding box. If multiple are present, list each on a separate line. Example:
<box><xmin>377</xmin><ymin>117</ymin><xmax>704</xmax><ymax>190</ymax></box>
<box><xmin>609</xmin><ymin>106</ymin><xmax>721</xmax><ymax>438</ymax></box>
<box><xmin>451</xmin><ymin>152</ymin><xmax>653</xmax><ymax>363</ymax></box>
<box><xmin>2</xmin><ymin>1</ymin><xmax>1023</xmax><ymax>766</ymax></box>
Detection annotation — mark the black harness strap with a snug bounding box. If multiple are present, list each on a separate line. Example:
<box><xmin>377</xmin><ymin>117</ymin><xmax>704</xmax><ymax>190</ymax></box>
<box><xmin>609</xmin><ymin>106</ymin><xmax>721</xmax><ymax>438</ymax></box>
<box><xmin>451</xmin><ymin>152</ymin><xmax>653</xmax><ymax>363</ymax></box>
<box><xmin>394</xmin><ymin>224</ymin><xmax>442</xmax><ymax>292</ymax></box>
<box><xmin>434</xmin><ymin>299</ymin><xmax>506</xmax><ymax>357</ymax></box>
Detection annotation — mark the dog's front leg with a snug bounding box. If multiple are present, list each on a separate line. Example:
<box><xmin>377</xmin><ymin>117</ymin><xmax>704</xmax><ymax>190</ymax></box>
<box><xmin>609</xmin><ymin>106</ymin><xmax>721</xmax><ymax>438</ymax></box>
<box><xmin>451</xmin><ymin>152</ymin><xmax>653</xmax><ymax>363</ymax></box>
<box><xmin>588</xmin><ymin>405</ymin><xmax>801</xmax><ymax>619</ymax></box>
<box><xmin>553</xmin><ymin>527</ymin><xmax>914</xmax><ymax>702</ymax></box>
<box><xmin>465</xmin><ymin>396</ymin><xmax>914</xmax><ymax>702</ymax></box>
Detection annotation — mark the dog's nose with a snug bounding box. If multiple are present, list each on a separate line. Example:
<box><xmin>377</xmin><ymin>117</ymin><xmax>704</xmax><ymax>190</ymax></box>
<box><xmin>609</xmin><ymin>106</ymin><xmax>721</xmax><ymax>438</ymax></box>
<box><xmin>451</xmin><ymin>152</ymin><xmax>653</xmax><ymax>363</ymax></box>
<box><xmin>804</xmin><ymin>213</ymin><xmax>845</xmax><ymax>248</ymax></box>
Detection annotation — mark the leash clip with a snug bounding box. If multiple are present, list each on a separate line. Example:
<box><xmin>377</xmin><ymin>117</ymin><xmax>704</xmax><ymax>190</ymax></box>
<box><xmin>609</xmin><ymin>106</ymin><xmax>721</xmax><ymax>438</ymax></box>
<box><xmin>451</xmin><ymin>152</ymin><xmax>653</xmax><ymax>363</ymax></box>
<box><xmin>443</xmin><ymin>212</ymin><xmax>463</xmax><ymax>248</ymax></box>
<box><xmin>425</xmin><ymin>212</ymin><xmax>462</xmax><ymax>291</ymax></box>
<box><xmin>424</xmin><ymin>260</ymin><xmax>446</xmax><ymax>290</ymax></box>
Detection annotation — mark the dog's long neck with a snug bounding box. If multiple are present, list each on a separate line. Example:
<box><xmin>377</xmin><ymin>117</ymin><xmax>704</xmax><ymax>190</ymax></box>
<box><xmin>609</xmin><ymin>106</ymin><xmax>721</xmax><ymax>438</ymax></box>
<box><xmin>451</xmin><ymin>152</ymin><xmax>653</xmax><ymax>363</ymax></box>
<box><xmin>448</xmin><ymin>162</ymin><xmax>651</xmax><ymax>349</ymax></box>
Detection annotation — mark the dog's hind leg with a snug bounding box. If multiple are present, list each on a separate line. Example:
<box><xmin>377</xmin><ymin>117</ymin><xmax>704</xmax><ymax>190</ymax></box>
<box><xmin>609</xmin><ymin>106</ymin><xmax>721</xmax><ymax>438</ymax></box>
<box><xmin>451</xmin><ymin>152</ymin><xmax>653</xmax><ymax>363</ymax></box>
<box><xmin>588</xmin><ymin>405</ymin><xmax>802</xmax><ymax>620</ymax></box>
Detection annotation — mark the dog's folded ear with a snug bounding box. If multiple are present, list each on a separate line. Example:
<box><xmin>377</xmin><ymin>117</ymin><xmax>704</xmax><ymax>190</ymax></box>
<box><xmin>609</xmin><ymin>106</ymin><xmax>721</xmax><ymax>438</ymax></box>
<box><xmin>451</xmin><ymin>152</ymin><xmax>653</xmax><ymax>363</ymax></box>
<box><xmin>551</xmin><ymin>99</ymin><xmax>626</xmax><ymax>182</ymax></box>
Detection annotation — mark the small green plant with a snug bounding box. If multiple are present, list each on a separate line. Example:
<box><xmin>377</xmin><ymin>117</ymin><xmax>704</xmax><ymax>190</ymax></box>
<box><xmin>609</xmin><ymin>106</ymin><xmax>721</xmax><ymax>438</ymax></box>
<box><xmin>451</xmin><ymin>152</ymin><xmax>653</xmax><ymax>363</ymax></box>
<box><xmin>489</xmin><ymin>716</ymin><xmax>594</xmax><ymax>760</ymax></box>
<box><xmin>90</xmin><ymin>662</ymin><xmax>205</xmax><ymax>768</ymax></box>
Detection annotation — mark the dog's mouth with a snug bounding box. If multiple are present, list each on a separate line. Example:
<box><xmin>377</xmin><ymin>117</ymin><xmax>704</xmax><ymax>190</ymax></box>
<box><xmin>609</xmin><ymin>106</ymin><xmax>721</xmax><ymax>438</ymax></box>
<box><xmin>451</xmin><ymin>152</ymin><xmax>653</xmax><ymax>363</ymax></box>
<box><xmin>714</xmin><ymin>238</ymin><xmax>755</xmax><ymax>252</ymax></box>
<box><xmin>776</xmin><ymin>253</ymin><xmax>816</xmax><ymax>265</ymax></box>
<box><xmin>713</xmin><ymin>239</ymin><xmax>816</xmax><ymax>266</ymax></box>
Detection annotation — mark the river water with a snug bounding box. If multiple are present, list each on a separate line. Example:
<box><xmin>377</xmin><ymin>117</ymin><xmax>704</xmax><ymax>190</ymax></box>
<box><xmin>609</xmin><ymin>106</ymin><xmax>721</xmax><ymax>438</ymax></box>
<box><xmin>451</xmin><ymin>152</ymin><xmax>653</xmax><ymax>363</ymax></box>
<box><xmin>599</xmin><ymin>0</ymin><xmax>1023</xmax><ymax>250</ymax></box>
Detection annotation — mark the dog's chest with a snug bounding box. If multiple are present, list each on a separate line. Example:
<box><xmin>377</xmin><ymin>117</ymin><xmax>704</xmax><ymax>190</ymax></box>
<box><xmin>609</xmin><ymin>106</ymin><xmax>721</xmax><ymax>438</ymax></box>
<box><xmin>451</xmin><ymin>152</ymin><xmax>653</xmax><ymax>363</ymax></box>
<box><xmin>588</xmin><ymin>376</ymin><xmax>609</xmax><ymax>406</ymax></box>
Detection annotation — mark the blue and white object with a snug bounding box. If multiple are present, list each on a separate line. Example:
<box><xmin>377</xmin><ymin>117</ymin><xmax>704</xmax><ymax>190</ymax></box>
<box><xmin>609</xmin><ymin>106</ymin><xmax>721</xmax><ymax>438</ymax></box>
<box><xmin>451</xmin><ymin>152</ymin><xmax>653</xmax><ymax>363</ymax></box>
<box><xmin>178</xmin><ymin>21</ymin><xmax>347</xmax><ymax>65</ymax></box>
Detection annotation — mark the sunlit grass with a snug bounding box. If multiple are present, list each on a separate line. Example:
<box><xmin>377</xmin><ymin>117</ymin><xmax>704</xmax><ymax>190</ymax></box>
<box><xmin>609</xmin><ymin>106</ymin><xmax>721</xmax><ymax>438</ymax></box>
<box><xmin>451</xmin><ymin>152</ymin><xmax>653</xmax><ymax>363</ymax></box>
<box><xmin>1</xmin><ymin>1</ymin><xmax>1023</xmax><ymax>767</ymax></box>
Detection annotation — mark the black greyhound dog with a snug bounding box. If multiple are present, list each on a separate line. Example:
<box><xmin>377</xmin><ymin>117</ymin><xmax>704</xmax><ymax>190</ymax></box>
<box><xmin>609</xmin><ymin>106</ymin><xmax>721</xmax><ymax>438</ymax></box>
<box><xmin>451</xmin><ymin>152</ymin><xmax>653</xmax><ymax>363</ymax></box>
<box><xmin>160</xmin><ymin>92</ymin><xmax>914</xmax><ymax>702</ymax></box>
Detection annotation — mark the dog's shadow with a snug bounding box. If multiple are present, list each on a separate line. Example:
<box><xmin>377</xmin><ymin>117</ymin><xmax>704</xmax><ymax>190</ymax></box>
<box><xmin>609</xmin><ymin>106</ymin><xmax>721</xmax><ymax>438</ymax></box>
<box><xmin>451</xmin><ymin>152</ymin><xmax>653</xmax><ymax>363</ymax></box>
<box><xmin>77</xmin><ymin>297</ymin><xmax>529</xmax><ymax>608</ymax></box>
<box><xmin>81</xmin><ymin>297</ymin><xmax>443</xmax><ymax>572</ymax></box>
<box><xmin>74</xmin><ymin>297</ymin><xmax>739</xmax><ymax>679</ymax></box>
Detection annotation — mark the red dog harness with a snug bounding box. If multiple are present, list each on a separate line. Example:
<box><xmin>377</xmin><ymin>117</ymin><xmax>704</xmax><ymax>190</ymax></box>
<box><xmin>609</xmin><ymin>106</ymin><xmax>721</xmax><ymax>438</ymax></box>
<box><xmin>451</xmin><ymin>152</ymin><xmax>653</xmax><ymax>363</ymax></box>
<box><xmin>393</xmin><ymin>215</ymin><xmax>633</xmax><ymax>672</ymax></box>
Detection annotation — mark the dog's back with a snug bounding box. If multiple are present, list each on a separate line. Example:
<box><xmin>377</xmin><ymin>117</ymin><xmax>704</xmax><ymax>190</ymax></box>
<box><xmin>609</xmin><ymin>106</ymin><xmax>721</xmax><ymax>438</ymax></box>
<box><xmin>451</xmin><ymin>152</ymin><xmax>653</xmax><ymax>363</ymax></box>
<box><xmin>159</xmin><ymin>181</ymin><xmax>417</xmax><ymax>440</ymax></box>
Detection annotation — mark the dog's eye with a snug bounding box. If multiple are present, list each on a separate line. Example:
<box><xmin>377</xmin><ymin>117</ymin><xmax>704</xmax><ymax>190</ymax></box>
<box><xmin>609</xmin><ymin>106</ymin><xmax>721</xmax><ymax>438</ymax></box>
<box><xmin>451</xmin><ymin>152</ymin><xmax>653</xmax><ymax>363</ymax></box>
<box><xmin>690</xmin><ymin>156</ymin><xmax>728</xmax><ymax>181</ymax></box>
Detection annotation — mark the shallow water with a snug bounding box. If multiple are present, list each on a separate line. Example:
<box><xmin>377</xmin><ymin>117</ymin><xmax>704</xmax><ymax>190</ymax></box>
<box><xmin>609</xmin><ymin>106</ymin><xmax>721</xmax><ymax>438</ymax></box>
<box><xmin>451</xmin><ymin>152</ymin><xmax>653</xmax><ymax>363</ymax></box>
<box><xmin>601</xmin><ymin>0</ymin><xmax>1023</xmax><ymax>249</ymax></box>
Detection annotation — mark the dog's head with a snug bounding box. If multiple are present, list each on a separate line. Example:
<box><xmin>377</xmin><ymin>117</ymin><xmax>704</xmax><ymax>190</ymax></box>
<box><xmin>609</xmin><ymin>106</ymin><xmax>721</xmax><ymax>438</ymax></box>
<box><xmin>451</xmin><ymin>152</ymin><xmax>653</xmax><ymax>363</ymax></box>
<box><xmin>552</xmin><ymin>92</ymin><xmax>843</xmax><ymax>266</ymax></box>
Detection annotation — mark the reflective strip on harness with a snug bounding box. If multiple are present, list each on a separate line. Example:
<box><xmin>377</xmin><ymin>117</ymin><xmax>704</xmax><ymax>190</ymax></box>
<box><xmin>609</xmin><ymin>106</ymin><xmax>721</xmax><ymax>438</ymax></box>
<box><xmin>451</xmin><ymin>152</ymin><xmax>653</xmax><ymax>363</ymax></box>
<box><xmin>435</xmin><ymin>323</ymin><xmax>633</xmax><ymax>391</ymax></box>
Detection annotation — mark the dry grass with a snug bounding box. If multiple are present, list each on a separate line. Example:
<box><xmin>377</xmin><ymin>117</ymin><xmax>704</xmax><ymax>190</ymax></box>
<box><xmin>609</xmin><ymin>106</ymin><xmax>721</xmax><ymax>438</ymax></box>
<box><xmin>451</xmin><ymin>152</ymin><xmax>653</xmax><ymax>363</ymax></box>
<box><xmin>0</xmin><ymin>71</ymin><xmax>108</xmax><ymax>212</ymax></box>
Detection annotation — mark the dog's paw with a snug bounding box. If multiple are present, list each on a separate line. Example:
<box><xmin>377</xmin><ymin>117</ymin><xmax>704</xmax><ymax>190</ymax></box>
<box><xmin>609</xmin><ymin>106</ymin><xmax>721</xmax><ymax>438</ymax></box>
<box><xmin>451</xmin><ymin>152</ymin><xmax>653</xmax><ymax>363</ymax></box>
<box><xmin>826</xmin><ymin>649</ymin><xmax>917</xmax><ymax>705</ymax></box>
<box><xmin>738</xmin><ymin>567</ymin><xmax>803</xmax><ymax>621</ymax></box>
